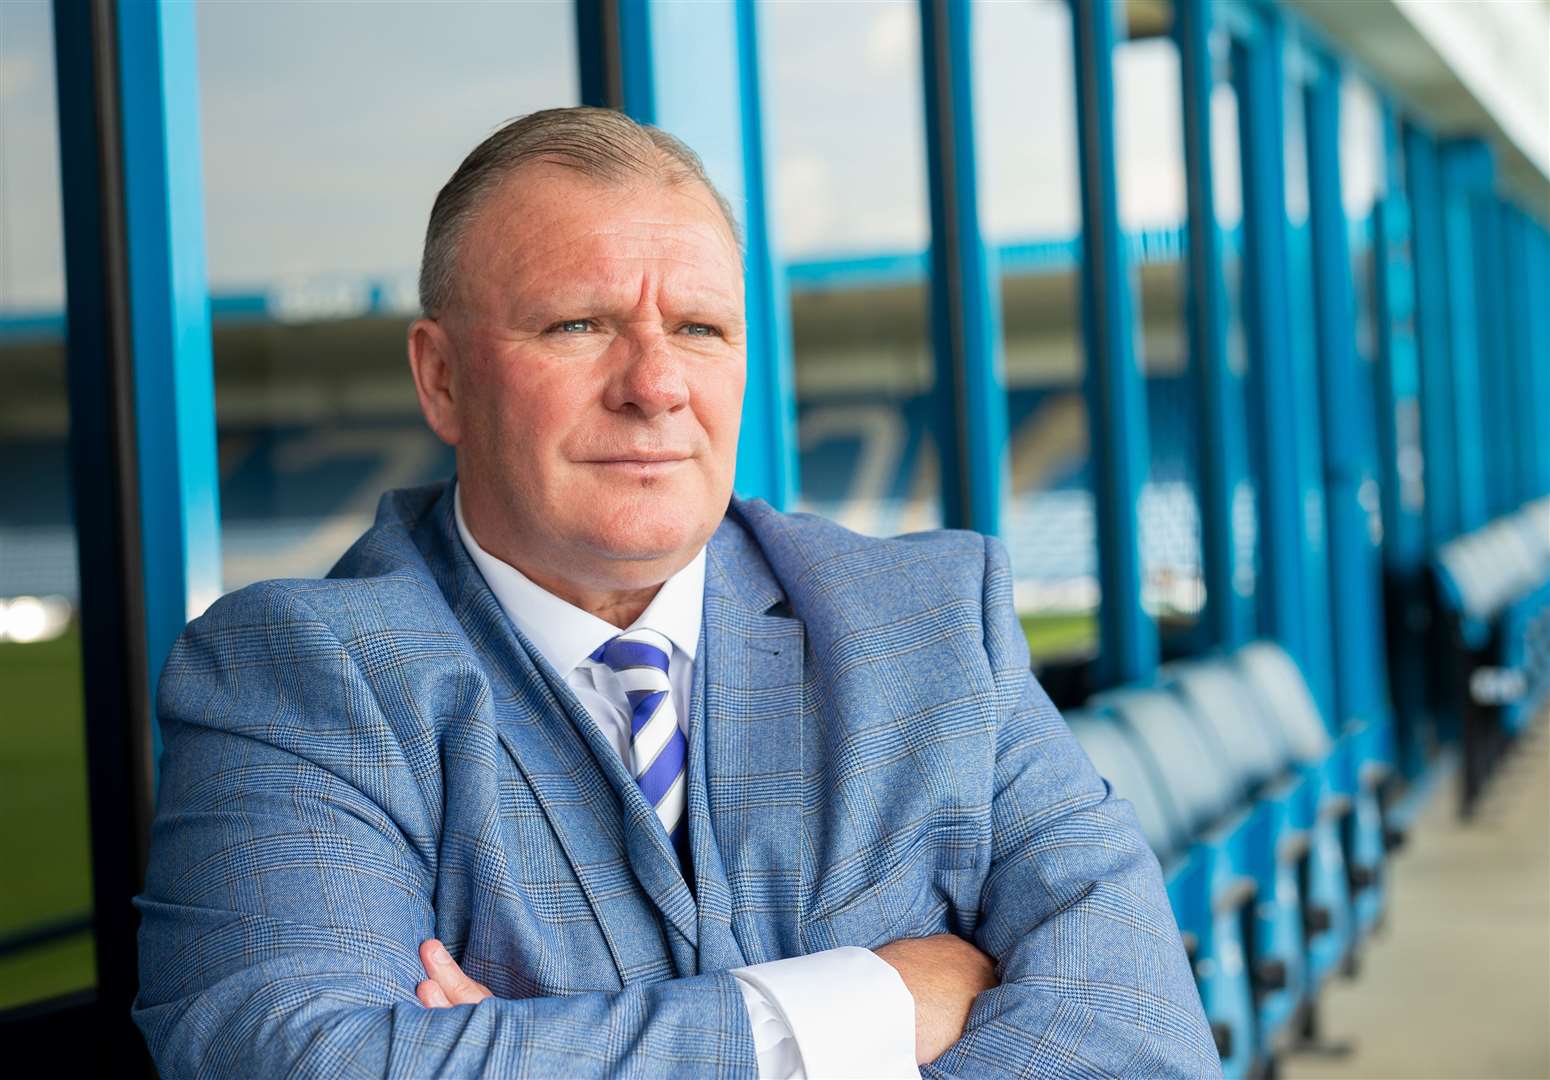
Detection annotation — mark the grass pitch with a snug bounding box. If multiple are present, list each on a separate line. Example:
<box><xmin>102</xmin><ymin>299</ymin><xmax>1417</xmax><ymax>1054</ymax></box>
<box><xmin>0</xmin><ymin>629</ymin><xmax>95</xmax><ymax>1009</ymax></box>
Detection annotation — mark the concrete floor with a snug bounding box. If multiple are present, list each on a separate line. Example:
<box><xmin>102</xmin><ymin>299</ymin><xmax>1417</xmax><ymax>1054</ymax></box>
<box><xmin>1285</xmin><ymin>720</ymin><xmax>1550</xmax><ymax>1080</ymax></box>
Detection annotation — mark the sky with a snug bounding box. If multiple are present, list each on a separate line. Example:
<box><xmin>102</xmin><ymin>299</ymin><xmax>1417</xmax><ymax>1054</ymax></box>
<box><xmin>0</xmin><ymin>0</ymin><xmax>1380</xmax><ymax>312</ymax></box>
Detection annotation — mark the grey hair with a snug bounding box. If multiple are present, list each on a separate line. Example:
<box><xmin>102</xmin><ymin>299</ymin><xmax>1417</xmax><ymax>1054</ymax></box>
<box><xmin>418</xmin><ymin>106</ymin><xmax>742</xmax><ymax>317</ymax></box>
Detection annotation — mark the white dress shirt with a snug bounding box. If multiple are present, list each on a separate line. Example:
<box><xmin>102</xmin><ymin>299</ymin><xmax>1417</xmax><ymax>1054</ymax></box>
<box><xmin>454</xmin><ymin>489</ymin><xmax>919</xmax><ymax>1079</ymax></box>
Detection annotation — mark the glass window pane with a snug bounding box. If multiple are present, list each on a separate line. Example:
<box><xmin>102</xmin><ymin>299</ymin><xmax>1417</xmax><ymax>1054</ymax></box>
<box><xmin>0</xmin><ymin>0</ymin><xmax>97</xmax><ymax>1010</ymax></box>
<box><xmin>197</xmin><ymin>1</ymin><xmax>579</xmax><ymax>587</ymax></box>
<box><xmin>1341</xmin><ymin>76</ymin><xmax>1386</xmax><ymax>541</ymax></box>
<box><xmin>1115</xmin><ymin>4</ymin><xmax>1207</xmax><ymax>638</ymax></box>
<box><xmin>1211</xmin><ymin>32</ymin><xmax>1258</xmax><ymax>625</ymax></box>
<box><xmin>975</xmin><ymin>0</ymin><xmax>1096</xmax><ymax>665</ymax></box>
<box><xmin>766</xmin><ymin>0</ymin><xmax>940</xmax><ymax>539</ymax></box>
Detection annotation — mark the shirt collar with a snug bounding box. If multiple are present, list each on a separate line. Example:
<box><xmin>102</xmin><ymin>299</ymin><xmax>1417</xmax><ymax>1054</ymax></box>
<box><xmin>453</xmin><ymin>483</ymin><xmax>705</xmax><ymax>677</ymax></box>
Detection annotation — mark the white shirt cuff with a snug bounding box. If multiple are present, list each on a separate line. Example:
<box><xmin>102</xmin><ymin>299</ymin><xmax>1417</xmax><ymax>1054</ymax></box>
<box><xmin>730</xmin><ymin>946</ymin><xmax>920</xmax><ymax>1080</ymax></box>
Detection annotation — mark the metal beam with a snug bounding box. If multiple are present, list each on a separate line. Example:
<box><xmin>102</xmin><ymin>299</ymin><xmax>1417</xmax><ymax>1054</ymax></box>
<box><xmin>1437</xmin><ymin>139</ymin><xmax>1492</xmax><ymax>535</ymax></box>
<box><xmin>1402</xmin><ymin>124</ymin><xmax>1459</xmax><ymax>550</ymax></box>
<box><xmin>918</xmin><ymin>0</ymin><xmax>1007</xmax><ymax>536</ymax></box>
<box><xmin>116</xmin><ymin>0</ymin><xmax>223</xmax><ymax>730</ymax></box>
<box><xmin>1072</xmin><ymin>0</ymin><xmax>1158</xmax><ymax>685</ymax></box>
<box><xmin>1235</xmin><ymin>12</ymin><xmax>1308</xmax><ymax>665</ymax></box>
<box><xmin>1372</xmin><ymin>97</ymin><xmax>1432</xmax><ymax>781</ymax></box>
<box><xmin>1305</xmin><ymin>54</ymin><xmax>1391</xmax><ymax>735</ymax></box>
<box><xmin>1176</xmin><ymin>0</ymin><xmax>1253</xmax><ymax>650</ymax></box>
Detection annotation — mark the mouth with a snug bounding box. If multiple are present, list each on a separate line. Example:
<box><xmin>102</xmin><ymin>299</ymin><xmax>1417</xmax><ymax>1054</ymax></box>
<box><xmin>585</xmin><ymin>455</ymin><xmax>691</xmax><ymax>476</ymax></box>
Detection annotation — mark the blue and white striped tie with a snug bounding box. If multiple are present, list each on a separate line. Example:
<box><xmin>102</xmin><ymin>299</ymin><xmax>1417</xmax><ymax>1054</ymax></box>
<box><xmin>591</xmin><ymin>628</ymin><xmax>689</xmax><ymax>862</ymax></box>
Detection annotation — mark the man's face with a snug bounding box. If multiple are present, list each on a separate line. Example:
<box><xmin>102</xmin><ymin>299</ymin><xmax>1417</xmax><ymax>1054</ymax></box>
<box><xmin>415</xmin><ymin>164</ymin><xmax>746</xmax><ymax>594</ymax></box>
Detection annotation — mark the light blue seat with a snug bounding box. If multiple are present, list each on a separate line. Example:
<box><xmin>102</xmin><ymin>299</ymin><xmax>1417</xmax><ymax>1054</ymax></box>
<box><xmin>1081</xmin><ymin>690</ymin><xmax>1262</xmax><ymax>1078</ymax></box>
<box><xmin>1163</xmin><ymin>659</ymin><xmax>1312</xmax><ymax>1051</ymax></box>
<box><xmin>1433</xmin><ymin>501</ymin><xmax>1550</xmax><ymax>811</ymax></box>
<box><xmin>1066</xmin><ymin>707</ymin><xmax>1253</xmax><ymax>1076</ymax></box>
<box><xmin>1234</xmin><ymin>642</ymin><xmax>1366</xmax><ymax>987</ymax></box>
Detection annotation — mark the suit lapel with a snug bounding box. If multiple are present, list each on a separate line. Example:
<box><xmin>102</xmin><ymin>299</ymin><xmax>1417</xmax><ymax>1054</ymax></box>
<box><xmin>698</xmin><ymin>515</ymin><xmax>807</xmax><ymax>965</ymax></box>
<box><xmin>418</xmin><ymin>487</ymin><xmax>700</xmax><ymax>978</ymax></box>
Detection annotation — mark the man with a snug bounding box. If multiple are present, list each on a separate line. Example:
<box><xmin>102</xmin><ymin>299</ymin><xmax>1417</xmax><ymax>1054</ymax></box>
<box><xmin>133</xmin><ymin>108</ymin><xmax>1219</xmax><ymax>1078</ymax></box>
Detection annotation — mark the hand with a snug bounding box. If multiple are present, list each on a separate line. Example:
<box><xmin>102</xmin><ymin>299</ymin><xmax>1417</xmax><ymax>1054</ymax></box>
<box><xmin>416</xmin><ymin>938</ymin><xmax>493</xmax><ymax>1008</ymax></box>
<box><xmin>873</xmin><ymin>932</ymin><xmax>999</xmax><ymax>1065</ymax></box>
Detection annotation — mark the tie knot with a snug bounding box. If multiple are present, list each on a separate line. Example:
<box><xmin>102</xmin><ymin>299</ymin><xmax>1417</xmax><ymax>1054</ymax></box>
<box><xmin>591</xmin><ymin>628</ymin><xmax>672</xmax><ymax>675</ymax></box>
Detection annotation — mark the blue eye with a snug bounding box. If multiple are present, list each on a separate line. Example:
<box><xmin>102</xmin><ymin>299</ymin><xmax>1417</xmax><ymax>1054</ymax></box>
<box><xmin>681</xmin><ymin>323</ymin><xmax>718</xmax><ymax>337</ymax></box>
<box><xmin>552</xmin><ymin>319</ymin><xmax>591</xmax><ymax>333</ymax></box>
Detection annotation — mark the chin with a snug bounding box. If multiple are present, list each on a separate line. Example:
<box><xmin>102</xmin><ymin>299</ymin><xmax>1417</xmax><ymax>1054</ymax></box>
<box><xmin>580</xmin><ymin>491</ymin><xmax>715</xmax><ymax>566</ymax></box>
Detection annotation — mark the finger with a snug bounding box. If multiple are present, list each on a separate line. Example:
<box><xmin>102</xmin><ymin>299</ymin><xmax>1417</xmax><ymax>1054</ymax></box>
<box><xmin>417</xmin><ymin>978</ymin><xmax>451</xmax><ymax>1008</ymax></box>
<box><xmin>421</xmin><ymin>939</ymin><xmax>491</xmax><ymax>1004</ymax></box>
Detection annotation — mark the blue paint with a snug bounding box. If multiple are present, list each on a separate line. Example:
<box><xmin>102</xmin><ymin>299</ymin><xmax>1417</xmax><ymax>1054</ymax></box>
<box><xmin>1305</xmin><ymin>56</ymin><xmax>1390</xmax><ymax>739</ymax></box>
<box><xmin>1177</xmin><ymin>0</ymin><xmax>1252</xmax><ymax>650</ymax></box>
<box><xmin>1437</xmin><ymin>140</ymin><xmax>1493</xmax><ymax>535</ymax></box>
<box><xmin>116</xmin><ymin>0</ymin><xmax>223</xmax><ymax>767</ymax></box>
<box><xmin>1470</xmin><ymin>198</ymin><xmax>1513</xmax><ymax>518</ymax></box>
<box><xmin>1371</xmin><ymin>101</ymin><xmax>1425</xmax><ymax>575</ymax></box>
<box><xmin>1073</xmin><ymin>0</ymin><xmax>1158</xmax><ymax>685</ymax></box>
<box><xmin>1402</xmin><ymin>125</ymin><xmax>1459</xmax><ymax>551</ymax></box>
<box><xmin>732</xmin><ymin>0</ymin><xmax>798</xmax><ymax>510</ymax></box>
<box><xmin>1235</xmin><ymin>10</ymin><xmax>1308</xmax><ymax>668</ymax></box>
<box><xmin>918</xmin><ymin>0</ymin><xmax>1007</xmax><ymax>536</ymax></box>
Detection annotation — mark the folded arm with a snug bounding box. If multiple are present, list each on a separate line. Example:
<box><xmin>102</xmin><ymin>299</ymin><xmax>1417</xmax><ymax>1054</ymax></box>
<box><xmin>919</xmin><ymin>538</ymin><xmax>1221</xmax><ymax>1079</ymax></box>
<box><xmin>133</xmin><ymin>582</ymin><xmax>757</xmax><ymax>1079</ymax></box>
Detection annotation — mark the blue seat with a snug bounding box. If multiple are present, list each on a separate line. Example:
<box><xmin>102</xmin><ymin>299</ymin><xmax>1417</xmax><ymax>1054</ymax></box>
<box><xmin>1233</xmin><ymin>642</ymin><xmax>1365</xmax><ymax>986</ymax></box>
<box><xmin>1433</xmin><ymin>500</ymin><xmax>1550</xmax><ymax>811</ymax></box>
<box><xmin>1163</xmin><ymin>659</ymin><xmax>1312</xmax><ymax>1051</ymax></box>
<box><xmin>1066</xmin><ymin>707</ymin><xmax>1255</xmax><ymax>1076</ymax></box>
<box><xmin>1079</xmin><ymin>691</ymin><xmax>1262</xmax><ymax>1078</ymax></box>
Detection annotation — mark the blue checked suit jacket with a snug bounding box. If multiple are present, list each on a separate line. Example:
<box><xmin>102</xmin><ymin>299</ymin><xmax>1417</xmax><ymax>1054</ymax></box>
<box><xmin>133</xmin><ymin>481</ymin><xmax>1220</xmax><ymax>1078</ymax></box>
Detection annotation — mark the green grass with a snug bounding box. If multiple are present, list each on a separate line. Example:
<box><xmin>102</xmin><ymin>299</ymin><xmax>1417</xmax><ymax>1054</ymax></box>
<box><xmin>0</xmin><ymin>629</ymin><xmax>95</xmax><ymax>1006</ymax></box>
<box><xmin>1020</xmin><ymin>610</ymin><xmax>1099</xmax><ymax>662</ymax></box>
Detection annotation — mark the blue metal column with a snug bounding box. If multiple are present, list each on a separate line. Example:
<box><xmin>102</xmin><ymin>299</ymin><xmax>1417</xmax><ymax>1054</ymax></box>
<box><xmin>1176</xmin><ymin>0</ymin><xmax>1252</xmax><ymax>649</ymax></box>
<box><xmin>732</xmin><ymin>1</ymin><xmax>799</xmax><ymax>510</ymax></box>
<box><xmin>1370</xmin><ymin>104</ymin><xmax>1427</xmax><ymax>580</ymax></box>
<box><xmin>1470</xmin><ymin>196</ymin><xmax>1512</xmax><ymax>517</ymax></box>
<box><xmin>918</xmin><ymin>0</ymin><xmax>1007</xmax><ymax>536</ymax></box>
<box><xmin>1282</xmin><ymin>41</ymin><xmax>1339</xmax><ymax>722</ymax></box>
<box><xmin>1234</xmin><ymin>13</ymin><xmax>1307</xmax><ymax>663</ymax></box>
<box><xmin>1072</xmin><ymin>0</ymin><xmax>1158</xmax><ymax>685</ymax></box>
<box><xmin>1304</xmin><ymin>57</ymin><xmax>1391</xmax><ymax>736</ymax></box>
<box><xmin>1499</xmin><ymin>204</ymin><xmax>1533</xmax><ymax>509</ymax></box>
<box><xmin>1528</xmin><ymin>219</ymin><xmax>1550</xmax><ymax>498</ymax></box>
<box><xmin>1402</xmin><ymin>125</ymin><xmax>1459</xmax><ymax>550</ymax></box>
<box><xmin>52</xmin><ymin>0</ymin><xmax>219</xmax><ymax>1054</ymax></box>
<box><xmin>1437</xmin><ymin>140</ymin><xmax>1493</xmax><ymax>535</ymax></box>
<box><xmin>117</xmin><ymin>0</ymin><xmax>223</xmax><ymax>741</ymax></box>
<box><xmin>575</xmin><ymin>0</ymin><xmax>799</xmax><ymax>509</ymax></box>
<box><xmin>1372</xmin><ymin>101</ymin><xmax>1432</xmax><ymax>780</ymax></box>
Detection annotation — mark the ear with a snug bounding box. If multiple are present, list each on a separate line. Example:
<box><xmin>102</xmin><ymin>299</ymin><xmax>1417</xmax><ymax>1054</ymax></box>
<box><xmin>408</xmin><ymin>317</ymin><xmax>463</xmax><ymax>446</ymax></box>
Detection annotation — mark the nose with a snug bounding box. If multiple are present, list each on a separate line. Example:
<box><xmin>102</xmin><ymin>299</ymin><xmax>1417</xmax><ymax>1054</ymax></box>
<box><xmin>604</xmin><ymin>331</ymin><xmax>690</xmax><ymax>419</ymax></box>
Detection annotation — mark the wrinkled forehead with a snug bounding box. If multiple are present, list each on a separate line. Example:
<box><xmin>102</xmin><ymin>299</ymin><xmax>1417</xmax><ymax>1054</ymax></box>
<box><xmin>458</xmin><ymin>163</ymin><xmax>745</xmax><ymax>306</ymax></box>
<box><xmin>478</xmin><ymin>164</ymin><xmax>740</xmax><ymax>264</ymax></box>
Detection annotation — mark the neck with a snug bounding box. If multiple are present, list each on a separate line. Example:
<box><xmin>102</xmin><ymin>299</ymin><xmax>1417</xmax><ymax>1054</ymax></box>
<box><xmin>517</xmin><ymin>565</ymin><xmax>662</xmax><ymax>629</ymax></box>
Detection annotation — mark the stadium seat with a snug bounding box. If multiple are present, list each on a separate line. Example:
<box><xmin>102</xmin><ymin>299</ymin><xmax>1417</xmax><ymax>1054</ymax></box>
<box><xmin>1232</xmin><ymin>642</ymin><xmax>1367</xmax><ymax>991</ymax></box>
<box><xmin>1077</xmin><ymin>693</ymin><xmax>1264</xmax><ymax>1078</ymax></box>
<box><xmin>1162</xmin><ymin>659</ymin><xmax>1312</xmax><ymax>1050</ymax></box>
<box><xmin>1433</xmin><ymin>499</ymin><xmax>1550</xmax><ymax>812</ymax></box>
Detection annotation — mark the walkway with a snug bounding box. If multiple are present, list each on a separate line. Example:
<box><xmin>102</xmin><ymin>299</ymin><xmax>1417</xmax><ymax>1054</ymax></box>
<box><xmin>1285</xmin><ymin>718</ymin><xmax>1550</xmax><ymax>1080</ymax></box>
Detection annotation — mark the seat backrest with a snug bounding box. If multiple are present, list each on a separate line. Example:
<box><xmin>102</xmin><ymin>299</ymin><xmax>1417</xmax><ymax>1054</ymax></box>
<box><xmin>1066</xmin><ymin>709</ymin><xmax>1185</xmax><ymax>860</ymax></box>
<box><xmin>1232</xmin><ymin>641</ymin><xmax>1332</xmax><ymax>764</ymax></box>
<box><xmin>1091</xmin><ymin>686</ymin><xmax>1236</xmax><ymax>837</ymax></box>
<box><xmin>1163</xmin><ymin>658</ymin><xmax>1291</xmax><ymax>791</ymax></box>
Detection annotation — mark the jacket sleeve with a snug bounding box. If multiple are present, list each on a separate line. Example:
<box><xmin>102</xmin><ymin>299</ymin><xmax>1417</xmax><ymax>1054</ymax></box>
<box><xmin>921</xmin><ymin>537</ymin><xmax>1222</xmax><ymax>1079</ymax></box>
<box><xmin>132</xmin><ymin>582</ymin><xmax>757</xmax><ymax>1080</ymax></box>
